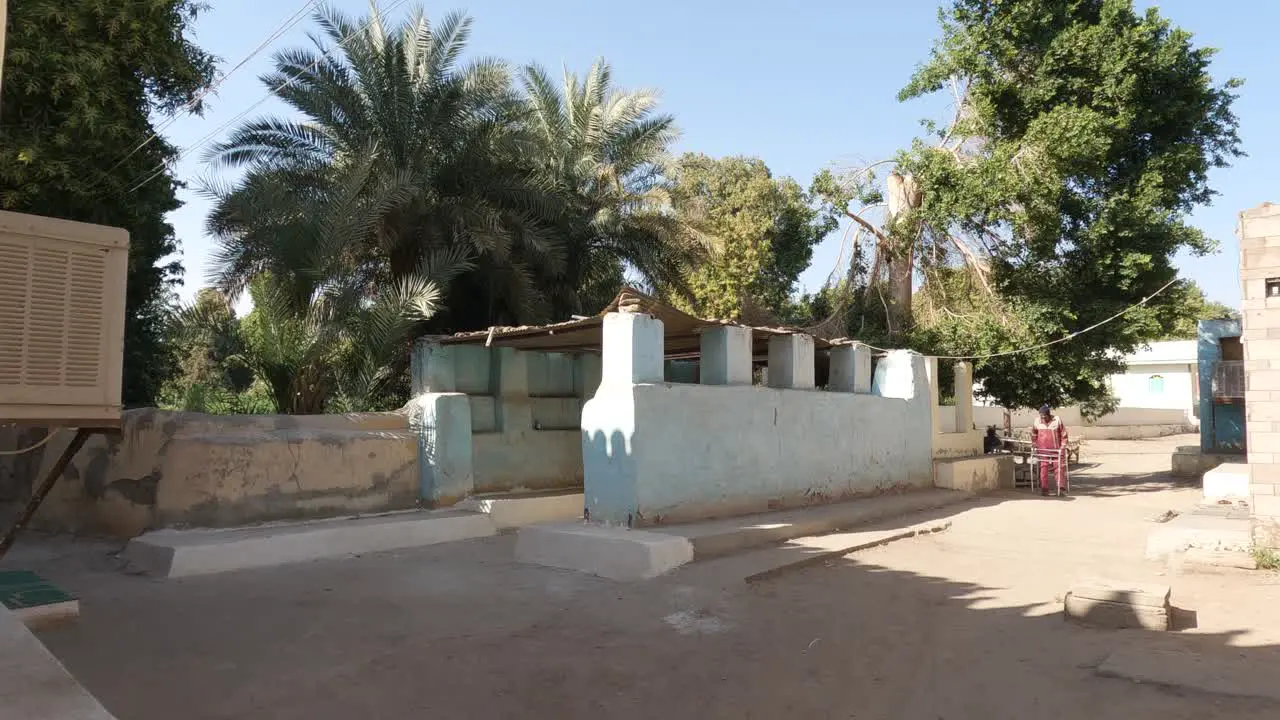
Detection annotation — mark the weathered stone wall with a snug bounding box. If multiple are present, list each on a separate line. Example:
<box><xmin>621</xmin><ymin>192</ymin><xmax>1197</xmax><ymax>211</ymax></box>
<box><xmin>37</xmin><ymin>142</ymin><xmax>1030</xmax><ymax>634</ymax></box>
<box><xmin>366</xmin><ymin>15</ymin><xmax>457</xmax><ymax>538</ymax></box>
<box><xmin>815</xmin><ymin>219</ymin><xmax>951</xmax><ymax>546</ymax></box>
<box><xmin>0</xmin><ymin>409</ymin><xmax>418</xmax><ymax>538</ymax></box>
<box><xmin>1240</xmin><ymin>203</ymin><xmax>1280</xmax><ymax>546</ymax></box>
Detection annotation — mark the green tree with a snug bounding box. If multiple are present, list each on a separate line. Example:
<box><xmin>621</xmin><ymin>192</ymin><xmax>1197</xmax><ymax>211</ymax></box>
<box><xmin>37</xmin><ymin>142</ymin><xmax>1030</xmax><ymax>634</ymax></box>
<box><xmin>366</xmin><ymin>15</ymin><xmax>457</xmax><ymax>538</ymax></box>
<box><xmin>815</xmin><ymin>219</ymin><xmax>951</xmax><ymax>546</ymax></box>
<box><xmin>518</xmin><ymin>60</ymin><xmax>703</xmax><ymax>315</ymax></box>
<box><xmin>670</xmin><ymin>154</ymin><xmax>835</xmax><ymax>321</ymax></box>
<box><xmin>206</xmin><ymin>153</ymin><xmax>469</xmax><ymax>413</ymax></box>
<box><xmin>166</xmin><ymin>288</ymin><xmax>253</xmax><ymax>397</ymax></box>
<box><xmin>823</xmin><ymin>0</ymin><xmax>1241</xmax><ymax>410</ymax></box>
<box><xmin>1</xmin><ymin>0</ymin><xmax>216</xmax><ymax>405</ymax></box>
<box><xmin>207</xmin><ymin>4</ymin><xmax>558</xmax><ymax>331</ymax></box>
<box><xmin>1159</xmin><ymin>282</ymin><xmax>1238</xmax><ymax>339</ymax></box>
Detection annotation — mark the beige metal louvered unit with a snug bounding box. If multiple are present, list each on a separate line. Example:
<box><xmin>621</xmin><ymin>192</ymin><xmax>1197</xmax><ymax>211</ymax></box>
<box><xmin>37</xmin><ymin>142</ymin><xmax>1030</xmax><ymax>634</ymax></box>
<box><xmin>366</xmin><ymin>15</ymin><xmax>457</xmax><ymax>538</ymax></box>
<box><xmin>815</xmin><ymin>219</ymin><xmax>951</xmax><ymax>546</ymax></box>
<box><xmin>0</xmin><ymin>210</ymin><xmax>128</xmax><ymax>425</ymax></box>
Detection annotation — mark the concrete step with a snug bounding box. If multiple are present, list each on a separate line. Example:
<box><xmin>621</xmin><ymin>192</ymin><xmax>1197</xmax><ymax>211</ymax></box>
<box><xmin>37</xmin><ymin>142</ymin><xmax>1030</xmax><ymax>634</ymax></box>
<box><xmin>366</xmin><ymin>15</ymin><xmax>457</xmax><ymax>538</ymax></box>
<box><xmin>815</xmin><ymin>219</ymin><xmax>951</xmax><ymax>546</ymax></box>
<box><xmin>739</xmin><ymin>518</ymin><xmax>954</xmax><ymax>584</ymax></box>
<box><xmin>515</xmin><ymin>489</ymin><xmax>973</xmax><ymax>581</ymax></box>
<box><xmin>124</xmin><ymin>509</ymin><xmax>495</xmax><ymax>578</ymax></box>
<box><xmin>457</xmin><ymin>489</ymin><xmax>584</xmax><ymax>530</ymax></box>
<box><xmin>659</xmin><ymin>488</ymin><xmax>973</xmax><ymax>559</ymax></box>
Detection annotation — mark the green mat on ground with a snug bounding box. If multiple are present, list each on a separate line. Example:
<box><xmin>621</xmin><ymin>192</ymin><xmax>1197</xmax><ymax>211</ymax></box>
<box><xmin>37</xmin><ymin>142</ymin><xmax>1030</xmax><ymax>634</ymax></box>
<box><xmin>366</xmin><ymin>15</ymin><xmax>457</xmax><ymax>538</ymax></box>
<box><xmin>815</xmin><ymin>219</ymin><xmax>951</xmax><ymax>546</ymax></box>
<box><xmin>0</xmin><ymin>570</ymin><xmax>76</xmax><ymax>611</ymax></box>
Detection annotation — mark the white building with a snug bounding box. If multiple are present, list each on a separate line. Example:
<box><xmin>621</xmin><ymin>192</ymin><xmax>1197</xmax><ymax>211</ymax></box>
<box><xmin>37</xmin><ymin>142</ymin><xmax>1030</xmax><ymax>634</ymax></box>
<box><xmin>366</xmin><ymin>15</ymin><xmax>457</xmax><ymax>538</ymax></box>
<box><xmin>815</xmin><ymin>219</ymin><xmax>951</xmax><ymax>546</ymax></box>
<box><xmin>962</xmin><ymin>339</ymin><xmax>1199</xmax><ymax>439</ymax></box>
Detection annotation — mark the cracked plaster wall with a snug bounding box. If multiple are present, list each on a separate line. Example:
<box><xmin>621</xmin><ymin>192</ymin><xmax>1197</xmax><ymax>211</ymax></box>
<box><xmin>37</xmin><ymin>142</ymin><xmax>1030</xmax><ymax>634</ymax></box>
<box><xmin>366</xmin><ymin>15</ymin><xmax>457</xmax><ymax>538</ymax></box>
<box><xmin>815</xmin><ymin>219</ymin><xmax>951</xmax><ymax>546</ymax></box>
<box><xmin>0</xmin><ymin>409</ymin><xmax>418</xmax><ymax>538</ymax></box>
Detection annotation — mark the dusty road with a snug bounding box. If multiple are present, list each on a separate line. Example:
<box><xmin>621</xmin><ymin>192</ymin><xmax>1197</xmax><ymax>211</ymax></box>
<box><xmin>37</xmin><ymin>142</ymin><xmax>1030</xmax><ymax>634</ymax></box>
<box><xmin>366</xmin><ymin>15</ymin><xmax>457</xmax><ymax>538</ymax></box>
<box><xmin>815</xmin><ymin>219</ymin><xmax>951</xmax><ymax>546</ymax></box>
<box><xmin>10</xmin><ymin>434</ymin><xmax>1280</xmax><ymax>719</ymax></box>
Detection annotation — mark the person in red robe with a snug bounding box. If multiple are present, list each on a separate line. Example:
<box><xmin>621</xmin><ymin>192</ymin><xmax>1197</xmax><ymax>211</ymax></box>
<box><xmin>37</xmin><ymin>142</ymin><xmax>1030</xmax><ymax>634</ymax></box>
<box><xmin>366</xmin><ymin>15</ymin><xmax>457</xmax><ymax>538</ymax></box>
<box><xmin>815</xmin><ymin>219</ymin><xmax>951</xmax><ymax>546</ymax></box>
<box><xmin>1031</xmin><ymin>404</ymin><xmax>1068</xmax><ymax>496</ymax></box>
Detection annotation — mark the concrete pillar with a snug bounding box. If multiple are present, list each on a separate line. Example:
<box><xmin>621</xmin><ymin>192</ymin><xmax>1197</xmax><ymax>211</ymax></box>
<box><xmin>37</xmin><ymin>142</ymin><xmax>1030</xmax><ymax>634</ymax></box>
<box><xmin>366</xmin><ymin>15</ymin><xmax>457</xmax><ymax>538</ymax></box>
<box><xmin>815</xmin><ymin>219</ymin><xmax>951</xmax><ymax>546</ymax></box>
<box><xmin>924</xmin><ymin>356</ymin><xmax>942</xmax><ymax>435</ymax></box>
<box><xmin>415</xmin><ymin>393</ymin><xmax>474</xmax><ymax>505</ymax></box>
<box><xmin>767</xmin><ymin>334</ymin><xmax>815</xmax><ymax>389</ymax></box>
<box><xmin>953</xmin><ymin>361</ymin><xmax>974</xmax><ymax>432</ymax></box>
<box><xmin>411</xmin><ymin>340</ymin><xmax>456</xmax><ymax>394</ymax></box>
<box><xmin>493</xmin><ymin>347</ymin><xmax>531</xmax><ymax>433</ymax></box>
<box><xmin>601</xmin><ymin>312</ymin><xmax>664</xmax><ymax>386</ymax></box>
<box><xmin>870</xmin><ymin>350</ymin><xmax>933</xmax><ymax>486</ymax></box>
<box><xmin>700</xmin><ymin>326</ymin><xmax>753</xmax><ymax>385</ymax></box>
<box><xmin>829</xmin><ymin>342</ymin><xmax>872</xmax><ymax>393</ymax></box>
<box><xmin>574</xmin><ymin>353</ymin><xmax>603</xmax><ymax>401</ymax></box>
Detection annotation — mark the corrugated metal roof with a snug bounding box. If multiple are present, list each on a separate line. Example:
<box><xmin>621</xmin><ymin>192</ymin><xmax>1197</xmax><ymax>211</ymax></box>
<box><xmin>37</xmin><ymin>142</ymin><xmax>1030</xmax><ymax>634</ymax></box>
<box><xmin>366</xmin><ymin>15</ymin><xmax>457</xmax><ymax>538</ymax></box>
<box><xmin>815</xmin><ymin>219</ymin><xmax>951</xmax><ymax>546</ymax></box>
<box><xmin>439</xmin><ymin>286</ymin><xmax>838</xmax><ymax>356</ymax></box>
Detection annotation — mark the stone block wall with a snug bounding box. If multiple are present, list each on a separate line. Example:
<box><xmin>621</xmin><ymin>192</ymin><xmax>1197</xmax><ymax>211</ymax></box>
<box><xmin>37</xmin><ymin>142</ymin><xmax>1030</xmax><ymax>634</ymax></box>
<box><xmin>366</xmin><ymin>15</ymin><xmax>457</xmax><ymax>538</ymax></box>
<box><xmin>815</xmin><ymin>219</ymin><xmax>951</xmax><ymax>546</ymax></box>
<box><xmin>1239</xmin><ymin>203</ymin><xmax>1280</xmax><ymax>546</ymax></box>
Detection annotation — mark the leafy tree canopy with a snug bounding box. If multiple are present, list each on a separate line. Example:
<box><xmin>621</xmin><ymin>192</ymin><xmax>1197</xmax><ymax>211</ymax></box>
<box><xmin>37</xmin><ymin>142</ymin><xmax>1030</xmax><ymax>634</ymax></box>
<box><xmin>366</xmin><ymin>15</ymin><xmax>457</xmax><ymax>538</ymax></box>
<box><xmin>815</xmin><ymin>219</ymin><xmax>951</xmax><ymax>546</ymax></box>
<box><xmin>1</xmin><ymin>0</ymin><xmax>216</xmax><ymax>405</ymax></box>
<box><xmin>670</xmin><ymin>154</ymin><xmax>837</xmax><ymax>321</ymax></box>
<box><xmin>858</xmin><ymin>0</ymin><xmax>1241</xmax><ymax>411</ymax></box>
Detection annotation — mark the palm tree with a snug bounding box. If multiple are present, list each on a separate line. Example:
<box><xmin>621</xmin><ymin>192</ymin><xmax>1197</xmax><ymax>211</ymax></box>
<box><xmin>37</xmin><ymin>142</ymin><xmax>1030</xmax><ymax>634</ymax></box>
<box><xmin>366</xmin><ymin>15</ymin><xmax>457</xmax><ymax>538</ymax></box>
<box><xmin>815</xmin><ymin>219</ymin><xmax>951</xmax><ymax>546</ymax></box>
<box><xmin>199</xmin><ymin>156</ymin><xmax>470</xmax><ymax>413</ymax></box>
<box><xmin>519</xmin><ymin>60</ymin><xmax>705</xmax><ymax>315</ymax></box>
<box><xmin>205</xmin><ymin>3</ymin><xmax>562</xmax><ymax>329</ymax></box>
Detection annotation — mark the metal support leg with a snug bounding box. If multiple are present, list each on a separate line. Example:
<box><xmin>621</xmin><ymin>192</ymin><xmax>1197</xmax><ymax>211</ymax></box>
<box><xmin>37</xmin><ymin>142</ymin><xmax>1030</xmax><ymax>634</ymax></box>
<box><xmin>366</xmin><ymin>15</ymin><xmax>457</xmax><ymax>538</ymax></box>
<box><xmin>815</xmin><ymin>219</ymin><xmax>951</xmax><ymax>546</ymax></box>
<box><xmin>0</xmin><ymin>428</ymin><xmax>91</xmax><ymax>560</ymax></box>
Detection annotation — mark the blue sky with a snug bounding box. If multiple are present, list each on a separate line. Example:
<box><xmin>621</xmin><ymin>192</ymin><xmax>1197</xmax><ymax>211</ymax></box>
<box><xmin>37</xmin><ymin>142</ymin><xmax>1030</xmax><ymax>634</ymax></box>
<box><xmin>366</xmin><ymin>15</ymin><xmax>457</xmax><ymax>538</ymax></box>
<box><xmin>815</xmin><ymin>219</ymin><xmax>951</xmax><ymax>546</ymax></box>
<box><xmin>164</xmin><ymin>0</ymin><xmax>1277</xmax><ymax>309</ymax></box>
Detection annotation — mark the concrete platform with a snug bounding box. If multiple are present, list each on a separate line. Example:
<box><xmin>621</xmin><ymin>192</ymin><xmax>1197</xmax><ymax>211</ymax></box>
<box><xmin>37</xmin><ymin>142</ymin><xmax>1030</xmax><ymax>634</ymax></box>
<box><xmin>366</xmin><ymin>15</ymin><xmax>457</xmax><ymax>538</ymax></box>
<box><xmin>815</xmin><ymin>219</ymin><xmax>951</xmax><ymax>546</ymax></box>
<box><xmin>124</xmin><ymin>509</ymin><xmax>496</xmax><ymax>578</ymax></box>
<box><xmin>516</xmin><ymin>523</ymin><xmax>694</xmax><ymax>581</ymax></box>
<box><xmin>1202</xmin><ymin>463</ymin><xmax>1249</xmax><ymax>501</ymax></box>
<box><xmin>1144</xmin><ymin>506</ymin><xmax>1252</xmax><ymax>561</ymax></box>
<box><xmin>514</xmin><ymin>490</ymin><xmax>972</xmax><ymax>581</ymax></box>
<box><xmin>660</xmin><ymin>489</ymin><xmax>972</xmax><ymax>559</ymax></box>
<box><xmin>934</xmin><ymin>455</ymin><xmax>1013</xmax><ymax>491</ymax></box>
<box><xmin>457</xmin><ymin>489</ymin><xmax>584</xmax><ymax>530</ymax></box>
<box><xmin>0</xmin><ymin>604</ymin><xmax>116</xmax><ymax>719</ymax></box>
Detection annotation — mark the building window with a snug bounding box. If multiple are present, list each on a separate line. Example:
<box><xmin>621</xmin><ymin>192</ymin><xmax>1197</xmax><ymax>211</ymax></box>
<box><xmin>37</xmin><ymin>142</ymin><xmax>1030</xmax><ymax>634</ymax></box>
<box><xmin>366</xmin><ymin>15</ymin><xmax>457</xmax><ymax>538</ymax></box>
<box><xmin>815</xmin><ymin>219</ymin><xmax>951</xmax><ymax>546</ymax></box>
<box><xmin>1148</xmin><ymin>375</ymin><xmax>1165</xmax><ymax>394</ymax></box>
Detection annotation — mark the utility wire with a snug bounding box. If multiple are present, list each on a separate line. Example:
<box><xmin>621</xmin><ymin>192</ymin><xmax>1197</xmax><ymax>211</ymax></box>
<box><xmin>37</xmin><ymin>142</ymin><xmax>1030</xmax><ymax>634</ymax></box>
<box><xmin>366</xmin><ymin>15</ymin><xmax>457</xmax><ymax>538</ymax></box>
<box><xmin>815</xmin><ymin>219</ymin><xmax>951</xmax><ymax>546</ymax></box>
<box><xmin>858</xmin><ymin>277</ymin><xmax>1181</xmax><ymax>361</ymax></box>
<box><xmin>126</xmin><ymin>0</ymin><xmax>412</xmax><ymax>195</ymax></box>
<box><xmin>108</xmin><ymin>0</ymin><xmax>320</xmax><ymax>175</ymax></box>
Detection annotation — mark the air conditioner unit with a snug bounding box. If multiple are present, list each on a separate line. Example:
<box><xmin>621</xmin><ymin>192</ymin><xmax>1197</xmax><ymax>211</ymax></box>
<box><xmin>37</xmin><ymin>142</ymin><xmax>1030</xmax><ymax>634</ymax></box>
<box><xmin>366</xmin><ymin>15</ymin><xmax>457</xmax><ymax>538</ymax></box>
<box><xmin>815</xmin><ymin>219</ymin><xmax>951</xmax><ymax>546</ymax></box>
<box><xmin>0</xmin><ymin>211</ymin><xmax>129</xmax><ymax>425</ymax></box>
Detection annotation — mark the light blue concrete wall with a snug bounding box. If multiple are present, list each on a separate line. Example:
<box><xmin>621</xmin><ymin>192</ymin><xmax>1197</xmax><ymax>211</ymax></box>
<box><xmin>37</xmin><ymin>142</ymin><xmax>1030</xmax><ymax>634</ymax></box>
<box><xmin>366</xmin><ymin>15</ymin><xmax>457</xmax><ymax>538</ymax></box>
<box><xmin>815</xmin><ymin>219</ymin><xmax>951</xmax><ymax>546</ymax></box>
<box><xmin>582</xmin><ymin>345</ymin><xmax>932</xmax><ymax>526</ymax></box>
<box><xmin>412</xmin><ymin>341</ymin><xmax>600</xmax><ymax>502</ymax></box>
<box><xmin>1198</xmin><ymin>319</ymin><xmax>1244</xmax><ymax>453</ymax></box>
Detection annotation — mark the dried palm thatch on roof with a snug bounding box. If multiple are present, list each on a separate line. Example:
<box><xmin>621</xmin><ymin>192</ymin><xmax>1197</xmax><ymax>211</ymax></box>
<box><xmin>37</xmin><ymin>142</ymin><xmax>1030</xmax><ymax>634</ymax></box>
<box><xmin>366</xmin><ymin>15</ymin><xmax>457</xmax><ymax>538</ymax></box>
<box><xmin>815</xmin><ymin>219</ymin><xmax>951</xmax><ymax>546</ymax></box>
<box><xmin>440</xmin><ymin>286</ymin><xmax>838</xmax><ymax>357</ymax></box>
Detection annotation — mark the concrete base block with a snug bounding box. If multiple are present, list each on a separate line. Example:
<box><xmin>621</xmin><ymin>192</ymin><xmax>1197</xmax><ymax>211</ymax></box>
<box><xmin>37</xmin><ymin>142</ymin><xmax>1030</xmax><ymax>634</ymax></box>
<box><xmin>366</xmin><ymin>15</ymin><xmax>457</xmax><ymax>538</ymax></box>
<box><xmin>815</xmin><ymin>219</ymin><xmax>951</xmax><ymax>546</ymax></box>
<box><xmin>515</xmin><ymin>523</ymin><xmax>694</xmax><ymax>581</ymax></box>
<box><xmin>457</xmin><ymin>491</ymin><xmax>584</xmax><ymax>530</ymax></box>
<box><xmin>124</xmin><ymin>510</ymin><xmax>496</xmax><ymax>578</ymax></box>
<box><xmin>1171</xmin><ymin>446</ymin><xmax>1235</xmax><ymax>478</ymax></box>
<box><xmin>1202</xmin><ymin>463</ymin><xmax>1250</xmax><ymax>501</ymax></box>
<box><xmin>933</xmin><ymin>455</ymin><xmax>1012</xmax><ymax>492</ymax></box>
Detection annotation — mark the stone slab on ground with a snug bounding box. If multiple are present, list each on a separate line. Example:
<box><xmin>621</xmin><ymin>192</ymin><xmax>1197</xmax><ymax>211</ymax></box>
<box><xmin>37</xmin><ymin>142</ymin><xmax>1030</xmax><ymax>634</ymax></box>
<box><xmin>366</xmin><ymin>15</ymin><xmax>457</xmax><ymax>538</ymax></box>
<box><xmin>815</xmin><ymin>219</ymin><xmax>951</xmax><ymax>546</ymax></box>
<box><xmin>1144</xmin><ymin>509</ymin><xmax>1251</xmax><ymax>561</ymax></box>
<box><xmin>743</xmin><ymin>519</ymin><xmax>952</xmax><ymax>583</ymax></box>
<box><xmin>515</xmin><ymin>523</ymin><xmax>694</xmax><ymax>581</ymax></box>
<box><xmin>124</xmin><ymin>509</ymin><xmax>495</xmax><ymax>578</ymax></box>
<box><xmin>658</xmin><ymin>489</ymin><xmax>972</xmax><ymax>559</ymax></box>
<box><xmin>0</xmin><ymin>604</ymin><xmax>116</xmax><ymax>719</ymax></box>
<box><xmin>1098</xmin><ymin>641</ymin><xmax>1280</xmax><ymax>701</ymax></box>
<box><xmin>1064</xmin><ymin>595</ymin><xmax>1170</xmax><ymax>631</ymax></box>
<box><xmin>457</xmin><ymin>489</ymin><xmax>583</xmax><ymax>530</ymax></box>
<box><xmin>1064</xmin><ymin>579</ymin><xmax>1171</xmax><ymax>631</ymax></box>
<box><xmin>1068</xmin><ymin>578</ymin><xmax>1171</xmax><ymax>608</ymax></box>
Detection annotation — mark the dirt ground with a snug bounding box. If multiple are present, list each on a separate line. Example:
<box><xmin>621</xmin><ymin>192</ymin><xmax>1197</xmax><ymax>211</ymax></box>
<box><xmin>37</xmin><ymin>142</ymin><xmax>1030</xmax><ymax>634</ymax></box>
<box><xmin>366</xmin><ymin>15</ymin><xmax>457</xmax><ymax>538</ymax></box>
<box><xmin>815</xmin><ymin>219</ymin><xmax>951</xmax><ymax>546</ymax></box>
<box><xmin>9</xmin><ymin>434</ymin><xmax>1280</xmax><ymax>719</ymax></box>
